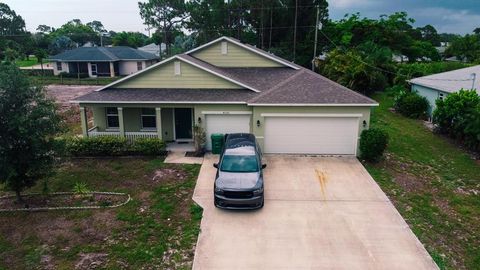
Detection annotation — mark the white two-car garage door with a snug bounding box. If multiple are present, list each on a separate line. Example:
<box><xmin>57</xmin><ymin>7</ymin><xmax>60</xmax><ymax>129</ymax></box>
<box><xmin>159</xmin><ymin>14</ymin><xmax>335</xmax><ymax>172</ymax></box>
<box><xmin>264</xmin><ymin>116</ymin><xmax>359</xmax><ymax>155</ymax></box>
<box><xmin>205</xmin><ymin>114</ymin><xmax>251</xmax><ymax>150</ymax></box>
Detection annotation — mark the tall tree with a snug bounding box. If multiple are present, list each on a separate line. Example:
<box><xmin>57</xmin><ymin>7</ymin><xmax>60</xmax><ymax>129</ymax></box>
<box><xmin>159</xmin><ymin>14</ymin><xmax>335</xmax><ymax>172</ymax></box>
<box><xmin>51</xmin><ymin>19</ymin><xmax>98</xmax><ymax>46</ymax></box>
<box><xmin>34</xmin><ymin>49</ymin><xmax>48</xmax><ymax>75</ymax></box>
<box><xmin>418</xmin><ymin>24</ymin><xmax>441</xmax><ymax>46</ymax></box>
<box><xmin>36</xmin><ymin>25</ymin><xmax>53</xmax><ymax>34</ymax></box>
<box><xmin>138</xmin><ymin>0</ymin><xmax>188</xmax><ymax>56</ymax></box>
<box><xmin>0</xmin><ymin>63</ymin><xmax>62</xmax><ymax>203</ymax></box>
<box><xmin>0</xmin><ymin>3</ymin><xmax>26</xmax><ymax>36</ymax></box>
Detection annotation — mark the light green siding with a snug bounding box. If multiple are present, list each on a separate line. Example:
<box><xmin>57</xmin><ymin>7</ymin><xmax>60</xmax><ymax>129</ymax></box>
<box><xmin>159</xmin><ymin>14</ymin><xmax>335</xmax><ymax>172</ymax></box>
<box><xmin>92</xmin><ymin>107</ymin><xmax>107</xmax><ymax>130</ymax></box>
<box><xmin>115</xmin><ymin>60</ymin><xmax>242</xmax><ymax>89</ymax></box>
<box><xmin>412</xmin><ymin>84</ymin><xmax>448</xmax><ymax>116</ymax></box>
<box><xmin>194</xmin><ymin>104</ymin><xmax>252</xmax><ymax>128</ymax></box>
<box><xmin>192</xmin><ymin>41</ymin><xmax>284</xmax><ymax>68</ymax></box>
<box><xmin>86</xmin><ymin>103</ymin><xmax>372</xmax><ymax>156</ymax></box>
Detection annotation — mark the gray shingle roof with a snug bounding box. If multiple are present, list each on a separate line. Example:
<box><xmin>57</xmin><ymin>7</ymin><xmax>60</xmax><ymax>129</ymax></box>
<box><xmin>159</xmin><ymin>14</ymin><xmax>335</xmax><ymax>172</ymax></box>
<box><xmin>48</xmin><ymin>46</ymin><xmax>158</xmax><ymax>62</ymax></box>
<box><xmin>249</xmin><ymin>69</ymin><xmax>378</xmax><ymax>104</ymax></box>
<box><xmin>73</xmin><ymin>37</ymin><xmax>378</xmax><ymax>106</ymax></box>
<box><xmin>409</xmin><ymin>65</ymin><xmax>480</xmax><ymax>94</ymax></box>
<box><xmin>74</xmin><ymin>88</ymin><xmax>257</xmax><ymax>103</ymax></box>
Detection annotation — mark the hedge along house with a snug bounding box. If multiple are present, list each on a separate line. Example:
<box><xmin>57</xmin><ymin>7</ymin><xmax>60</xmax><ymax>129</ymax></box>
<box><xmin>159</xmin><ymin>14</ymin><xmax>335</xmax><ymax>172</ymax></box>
<box><xmin>72</xmin><ymin>37</ymin><xmax>378</xmax><ymax>155</ymax></box>
<box><xmin>408</xmin><ymin>65</ymin><xmax>480</xmax><ymax>117</ymax></box>
<box><xmin>48</xmin><ymin>46</ymin><xmax>159</xmax><ymax>78</ymax></box>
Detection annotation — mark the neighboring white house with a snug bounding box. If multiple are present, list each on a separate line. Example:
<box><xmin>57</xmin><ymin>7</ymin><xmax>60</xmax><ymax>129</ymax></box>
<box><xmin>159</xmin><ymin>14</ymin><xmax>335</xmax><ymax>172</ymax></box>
<box><xmin>138</xmin><ymin>43</ymin><xmax>166</xmax><ymax>57</ymax></box>
<box><xmin>48</xmin><ymin>47</ymin><xmax>159</xmax><ymax>78</ymax></box>
<box><xmin>408</xmin><ymin>65</ymin><xmax>480</xmax><ymax>116</ymax></box>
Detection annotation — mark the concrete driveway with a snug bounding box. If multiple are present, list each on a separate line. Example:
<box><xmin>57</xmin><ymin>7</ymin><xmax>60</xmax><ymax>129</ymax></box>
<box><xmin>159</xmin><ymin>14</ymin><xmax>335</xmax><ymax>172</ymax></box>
<box><xmin>192</xmin><ymin>155</ymin><xmax>438</xmax><ymax>270</ymax></box>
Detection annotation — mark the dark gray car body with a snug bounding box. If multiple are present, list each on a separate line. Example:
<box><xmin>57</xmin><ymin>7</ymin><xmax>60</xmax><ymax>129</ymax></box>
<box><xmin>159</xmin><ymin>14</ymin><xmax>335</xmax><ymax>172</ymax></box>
<box><xmin>213</xmin><ymin>133</ymin><xmax>265</xmax><ymax>210</ymax></box>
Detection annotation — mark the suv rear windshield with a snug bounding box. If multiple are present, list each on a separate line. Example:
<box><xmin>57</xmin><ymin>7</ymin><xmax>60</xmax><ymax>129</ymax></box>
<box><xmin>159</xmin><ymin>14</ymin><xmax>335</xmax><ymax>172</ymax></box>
<box><xmin>220</xmin><ymin>155</ymin><xmax>259</xmax><ymax>173</ymax></box>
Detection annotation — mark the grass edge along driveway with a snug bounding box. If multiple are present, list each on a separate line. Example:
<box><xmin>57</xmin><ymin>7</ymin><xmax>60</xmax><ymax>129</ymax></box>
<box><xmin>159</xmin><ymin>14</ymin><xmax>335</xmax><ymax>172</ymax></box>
<box><xmin>365</xmin><ymin>92</ymin><xmax>480</xmax><ymax>270</ymax></box>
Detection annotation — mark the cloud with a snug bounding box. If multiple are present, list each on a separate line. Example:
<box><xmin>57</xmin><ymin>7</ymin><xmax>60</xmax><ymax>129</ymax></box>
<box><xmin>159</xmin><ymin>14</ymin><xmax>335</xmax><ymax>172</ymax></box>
<box><xmin>410</xmin><ymin>7</ymin><xmax>480</xmax><ymax>34</ymax></box>
<box><xmin>328</xmin><ymin>0</ymin><xmax>380</xmax><ymax>9</ymax></box>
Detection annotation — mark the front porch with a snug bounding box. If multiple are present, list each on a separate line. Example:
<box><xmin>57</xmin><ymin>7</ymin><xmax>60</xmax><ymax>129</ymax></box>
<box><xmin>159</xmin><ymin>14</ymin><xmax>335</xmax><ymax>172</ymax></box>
<box><xmin>80</xmin><ymin>106</ymin><xmax>195</xmax><ymax>143</ymax></box>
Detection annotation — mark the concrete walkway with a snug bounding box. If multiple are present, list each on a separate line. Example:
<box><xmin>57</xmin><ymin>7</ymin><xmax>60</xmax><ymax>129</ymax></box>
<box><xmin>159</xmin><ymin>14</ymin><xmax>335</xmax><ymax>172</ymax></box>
<box><xmin>192</xmin><ymin>155</ymin><xmax>438</xmax><ymax>270</ymax></box>
<box><xmin>164</xmin><ymin>151</ymin><xmax>203</xmax><ymax>164</ymax></box>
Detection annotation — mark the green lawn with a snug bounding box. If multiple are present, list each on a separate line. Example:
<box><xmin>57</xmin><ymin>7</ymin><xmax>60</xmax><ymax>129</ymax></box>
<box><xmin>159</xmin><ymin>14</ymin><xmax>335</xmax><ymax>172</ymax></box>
<box><xmin>15</xmin><ymin>57</ymin><xmax>39</xmax><ymax>67</ymax></box>
<box><xmin>0</xmin><ymin>159</ymin><xmax>202</xmax><ymax>270</ymax></box>
<box><xmin>365</xmin><ymin>92</ymin><xmax>480</xmax><ymax>270</ymax></box>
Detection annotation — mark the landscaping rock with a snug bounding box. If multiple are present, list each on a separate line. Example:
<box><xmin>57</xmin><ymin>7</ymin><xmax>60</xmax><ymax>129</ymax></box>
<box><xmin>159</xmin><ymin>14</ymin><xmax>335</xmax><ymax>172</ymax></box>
<box><xmin>75</xmin><ymin>253</ymin><xmax>108</xmax><ymax>269</ymax></box>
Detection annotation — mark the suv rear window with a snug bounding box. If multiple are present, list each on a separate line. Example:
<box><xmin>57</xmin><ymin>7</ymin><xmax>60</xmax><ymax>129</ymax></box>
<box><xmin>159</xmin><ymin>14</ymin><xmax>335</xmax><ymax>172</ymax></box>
<box><xmin>220</xmin><ymin>155</ymin><xmax>259</xmax><ymax>173</ymax></box>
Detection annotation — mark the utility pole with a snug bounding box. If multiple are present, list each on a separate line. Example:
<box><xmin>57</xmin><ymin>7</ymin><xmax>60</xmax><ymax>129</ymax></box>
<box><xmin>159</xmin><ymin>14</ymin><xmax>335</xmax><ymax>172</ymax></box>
<box><xmin>293</xmin><ymin>0</ymin><xmax>298</xmax><ymax>62</ymax></box>
<box><xmin>312</xmin><ymin>6</ymin><xmax>320</xmax><ymax>71</ymax></box>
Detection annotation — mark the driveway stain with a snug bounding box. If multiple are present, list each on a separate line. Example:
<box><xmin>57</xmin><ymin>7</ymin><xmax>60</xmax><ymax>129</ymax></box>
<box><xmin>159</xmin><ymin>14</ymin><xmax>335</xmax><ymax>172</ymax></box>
<box><xmin>315</xmin><ymin>168</ymin><xmax>328</xmax><ymax>198</ymax></box>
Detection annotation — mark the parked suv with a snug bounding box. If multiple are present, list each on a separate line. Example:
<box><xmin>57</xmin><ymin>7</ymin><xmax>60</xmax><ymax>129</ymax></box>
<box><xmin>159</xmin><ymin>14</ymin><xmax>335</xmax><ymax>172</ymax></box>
<box><xmin>213</xmin><ymin>133</ymin><xmax>266</xmax><ymax>210</ymax></box>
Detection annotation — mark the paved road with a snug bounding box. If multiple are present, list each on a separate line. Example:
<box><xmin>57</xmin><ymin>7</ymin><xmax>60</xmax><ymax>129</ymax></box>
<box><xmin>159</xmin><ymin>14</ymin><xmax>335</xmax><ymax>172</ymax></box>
<box><xmin>192</xmin><ymin>155</ymin><xmax>438</xmax><ymax>270</ymax></box>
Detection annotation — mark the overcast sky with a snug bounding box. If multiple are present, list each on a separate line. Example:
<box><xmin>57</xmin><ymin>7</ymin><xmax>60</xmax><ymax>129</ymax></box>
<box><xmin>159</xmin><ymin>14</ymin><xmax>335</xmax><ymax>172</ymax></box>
<box><xmin>3</xmin><ymin>0</ymin><xmax>480</xmax><ymax>35</ymax></box>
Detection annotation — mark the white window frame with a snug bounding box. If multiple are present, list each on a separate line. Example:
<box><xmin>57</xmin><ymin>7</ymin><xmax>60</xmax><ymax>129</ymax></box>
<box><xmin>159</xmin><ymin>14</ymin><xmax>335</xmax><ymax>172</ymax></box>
<box><xmin>141</xmin><ymin>108</ymin><xmax>157</xmax><ymax>131</ymax></box>
<box><xmin>174</xmin><ymin>61</ymin><xmax>181</xmax><ymax>75</ymax></box>
<box><xmin>56</xmin><ymin>62</ymin><xmax>62</xmax><ymax>71</ymax></box>
<box><xmin>221</xmin><ymin>41</ymin><xmax>228</xmax><ymax>55</ymax></box>
<box><xmin>105</xmin><ymin>107</ymin><xmax>119</xmax><ymax>130</ymax></box>
<box><xmin>91</xmin><ymin>63</ymin><xmax>97</xmax><ymax>76</ymax></box>
<box><xmin>137</xmin><ymin>61</ymin><xmax>143</xmax><ymax>71</ymax></box>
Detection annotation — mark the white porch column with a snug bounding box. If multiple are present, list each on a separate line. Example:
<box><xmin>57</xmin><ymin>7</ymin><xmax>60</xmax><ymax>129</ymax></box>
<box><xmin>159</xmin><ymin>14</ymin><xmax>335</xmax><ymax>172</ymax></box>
<box><xmin>80</xmin><ymin>106</ymin><xmax>88</xmax><ymax>137</ymax></box>
<box><xmin>87</xmin><ymin>62</ymin><xmax>93</xmax><ymax>77</ymax></box>
<box><xmin>118</xmin><ymin>107</ymin><xmax>125</xmax><ymax>137</ymax></box>
<box><xmin>155</xmin><ymin>107</ymin><xmax>162</xmax><ymax>140</ymax></box>
<box><xmin>110</xmin><ymin>62</ymin><xmax>115</xmax><ymax>77</ymax></box>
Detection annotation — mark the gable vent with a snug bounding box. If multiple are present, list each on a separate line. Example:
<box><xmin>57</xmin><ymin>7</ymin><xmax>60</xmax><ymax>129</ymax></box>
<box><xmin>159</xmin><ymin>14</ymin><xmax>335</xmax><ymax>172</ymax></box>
<box><xmin>221</xmin><ymin>41</ymin><xmax>228</xmax><ymax>55</ymax></box>
<box><xmin>174</xmin><ymin>61</ymin><xmax>181</xmax><ymax>75</ymax></box>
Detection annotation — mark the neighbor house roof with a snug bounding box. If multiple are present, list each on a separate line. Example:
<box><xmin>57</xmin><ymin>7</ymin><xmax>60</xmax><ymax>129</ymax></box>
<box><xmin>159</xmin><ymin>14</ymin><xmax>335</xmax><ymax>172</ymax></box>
<box><xmin>48</xmin><ymin>46</ymin><xmax>158</xmax><ymax>62</ymax></box>
<box><xmin>73</xmin><ymin>37</ymin><xmax>378</xmax><ymax>106</ymax></box>
<box><xmin>138</xmin><ymin>43</ymin><xmax>166</xmax><ymax>56</ymax></box>
<box><xmin>408</xmin><ymin>65</ymin><xmax>479</xmax><ymax>94</ymax></box>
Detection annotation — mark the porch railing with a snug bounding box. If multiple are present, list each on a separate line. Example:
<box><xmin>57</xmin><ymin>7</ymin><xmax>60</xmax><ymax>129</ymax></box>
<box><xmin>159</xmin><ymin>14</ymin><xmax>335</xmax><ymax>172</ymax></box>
<box><xmin>87</xmin><ymin>126</ymin><xmax>158</xmax><ymax>142</ymax></box>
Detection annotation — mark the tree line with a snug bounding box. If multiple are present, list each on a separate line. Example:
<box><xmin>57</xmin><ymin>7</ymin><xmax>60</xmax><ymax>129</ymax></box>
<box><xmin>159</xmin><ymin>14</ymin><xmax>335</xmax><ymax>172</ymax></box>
<box><xmin>1</xmin><ymin>1</ymin><xmax>479</xmax><ymax>92</ymax></box>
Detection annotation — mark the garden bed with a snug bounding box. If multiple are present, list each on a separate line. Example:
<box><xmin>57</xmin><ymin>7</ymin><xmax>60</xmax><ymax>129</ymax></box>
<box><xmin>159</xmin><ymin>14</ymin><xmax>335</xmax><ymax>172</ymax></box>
<box><xmin>0</xmin><ymin>158</ymin><xmax>202</xmax><ymax>269</ymax></box>
<box><xmin>0</xmin><ymin>192</ymin><xmax>130</xmax><ymax>212</ymax></box>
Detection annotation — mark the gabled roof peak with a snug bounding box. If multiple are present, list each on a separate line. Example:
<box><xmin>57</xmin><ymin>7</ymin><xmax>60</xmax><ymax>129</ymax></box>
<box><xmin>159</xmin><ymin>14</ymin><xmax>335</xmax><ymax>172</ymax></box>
<box><xmin>185</xmin><ymin>36</ymin><xmax>300</xmax><ymax>70</ymax></box>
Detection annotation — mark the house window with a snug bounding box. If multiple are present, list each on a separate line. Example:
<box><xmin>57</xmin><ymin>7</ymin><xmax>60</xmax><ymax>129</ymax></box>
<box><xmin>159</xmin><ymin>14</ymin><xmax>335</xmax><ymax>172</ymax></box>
<box><xmin>439</xmin><ymin>93</ymin><xmax>444</xmax><ymax>100</ymax></box>
<box><xmin>221</xmin><ymin>41</ymin><xmax>228</xmax><ymax>55</ymax></box>
<box><xmin>56</xmin><ymin>62</ymin><xmax>62</xmax><ymax>71</ymax></box>
<box><xmin>137</xmin><ymin>61</ymin><xmax>143</xmax><ymax>71</ymax></box>
<box><xmin>91</xmin><ymin>63</ymin><xmax>97</xmax><ymax>76</ymax></box>
<box><xmin>174</xmin><ymin>61</ymin><xmax>181</xmax><ymax>75</ymax></box>
<box><xmin>106</xmin><ymin>107</ymin><xmax>119</xmax><ymax>129</ymax></box>
<box><xmin>141</xmin><ymin>108</ymin><xmax>156</xmax><ymax>129</ymax></box>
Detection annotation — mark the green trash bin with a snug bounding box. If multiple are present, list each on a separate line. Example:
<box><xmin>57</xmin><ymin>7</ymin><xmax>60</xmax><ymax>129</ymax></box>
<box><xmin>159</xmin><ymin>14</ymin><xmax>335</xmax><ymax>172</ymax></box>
<box><xmin>211</xmin><ymin>133</ymin><xmax>224</xmax><ymax>154</ymax></box>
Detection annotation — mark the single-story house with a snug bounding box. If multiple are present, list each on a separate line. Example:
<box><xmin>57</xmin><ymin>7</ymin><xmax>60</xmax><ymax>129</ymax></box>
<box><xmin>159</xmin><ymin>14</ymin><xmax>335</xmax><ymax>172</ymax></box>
<box><xmin>408</xmin><ymin>65</ymin><xmax>479</xmax><ymax>116</ymax></box>
<box><xmin>72</xmin><ymin>36</ymin><xmax>378</xmax><ymax>155</ymax></box>
<box><xmin>48</xmin><ymin>47</ymin><xmax>159</xmax><ymax>78</ymax></box>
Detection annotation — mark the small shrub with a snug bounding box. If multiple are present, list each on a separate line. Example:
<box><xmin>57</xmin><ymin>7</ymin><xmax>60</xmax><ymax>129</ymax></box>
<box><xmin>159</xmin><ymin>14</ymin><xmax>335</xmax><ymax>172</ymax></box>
<box><xmin>61</xmin><ymin>136</ymin><xmax>166</xmax><ymax>157</ymax></box>
<box><xmin>65</xmin><ymin>136</ymin><xmax>127</xmax><ymax>156</ymax></box>
<box><xmin>72</xmin><ymin>182</ymin><xmax>90</xmax><ymax>195</ymax></box>
<box><xmin>394</xmin><ymin>90</ymin><xmax>430</xmax><ymax>119</ymax></box>
<box><xmin>132</xmin><ymin>138</ymin><xmax>166</xmax><ymax>156</ymax></box>
<box><xmin>360</xmin><ymin>128</ymin><xmax>389</xmax><ymax>162</ymax></box>
<box><xmin>434</xmin><ymin>89</ymin><xmax>480</xmax><ymax>150</ymax></box>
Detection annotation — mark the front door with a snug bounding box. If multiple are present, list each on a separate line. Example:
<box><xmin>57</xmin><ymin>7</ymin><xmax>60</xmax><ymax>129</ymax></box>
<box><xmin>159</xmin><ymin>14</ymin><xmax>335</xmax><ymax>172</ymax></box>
<box><xmin>174</xmin><ymin>108</ymin><xmax>193</xmax><ymax>140</ymax></box>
